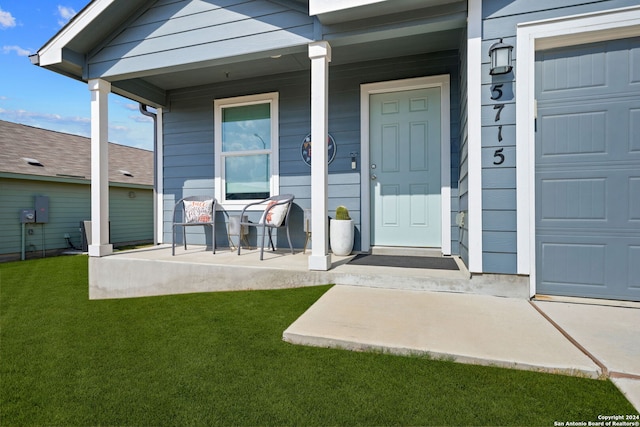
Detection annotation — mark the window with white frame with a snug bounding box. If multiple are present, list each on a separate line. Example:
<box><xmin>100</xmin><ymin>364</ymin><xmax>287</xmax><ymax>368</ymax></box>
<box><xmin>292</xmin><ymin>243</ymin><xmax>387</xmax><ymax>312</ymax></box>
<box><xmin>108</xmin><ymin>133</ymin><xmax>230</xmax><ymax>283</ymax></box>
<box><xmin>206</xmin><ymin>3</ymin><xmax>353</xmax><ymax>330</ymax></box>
<box><xmin>214</xmin><ymin>92</ymin><xmax>279</xmax><ymax>206</ymax></box>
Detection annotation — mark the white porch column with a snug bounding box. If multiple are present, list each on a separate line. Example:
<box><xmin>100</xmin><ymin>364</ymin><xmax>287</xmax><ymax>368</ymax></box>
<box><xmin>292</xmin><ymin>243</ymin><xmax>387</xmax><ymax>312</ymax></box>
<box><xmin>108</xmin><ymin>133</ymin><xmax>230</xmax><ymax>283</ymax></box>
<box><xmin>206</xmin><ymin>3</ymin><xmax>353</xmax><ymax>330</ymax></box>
<box><xmin>308</xmin><ymin>41</ymin><xmax>332</xmax><ymax>271</ymax></box>
<box><xmin>155</xmin><ymin>107</ymin><xmax>164</xmax><ymax>244</ymax></box>
<box><xmin>467</xmin><ymin>0</ymin><xmax>483</xmax><ymax>273</ymax></box>
<box><xmin>88</xmin><ymin>79</ymin><xmax>113</xmax><ymax>257</ymax></box>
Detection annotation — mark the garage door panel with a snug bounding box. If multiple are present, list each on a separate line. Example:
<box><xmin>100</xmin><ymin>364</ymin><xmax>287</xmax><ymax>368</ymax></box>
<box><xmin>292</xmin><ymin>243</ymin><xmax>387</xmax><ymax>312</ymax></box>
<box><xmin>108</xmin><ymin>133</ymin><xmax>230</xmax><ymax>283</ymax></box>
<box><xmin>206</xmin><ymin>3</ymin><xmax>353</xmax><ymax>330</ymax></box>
<box><xmin>538</xmin><ymin>169</ymin><xmax>639</xmax><ymax>228</ymax></box>
<box><xmin>540</xmin><ymin>111</ymin><xmax>606</xmax><ymax>157</ymax></box>
<box><xmin>539</xmin><ymin>177</ymin><xmax>606</xmax><ymax>221</ymax></box>
<box><xmin>539</xmin><ymin>44</ymin><xmax>606</xmax><ymax>92</ymax></box>
<box><xmin>631</xmin><ymin>42</ymin><xmax>640</xmax><ymax>83</ymax></box>
<box><xmin>629</xmin><ymin>246</ymin><xmax>640</xmax><ymax>290</ymax></box>
<box><xmin>536</xmin><ymin>37</ymin><xmax>640</xmax><ymax>100</ymax></box>
<box><xmin>539</xmin><ymin>242</ymin><xmax>606</xmax><ymax>287</ymax></box>
<box><xmin>538</xmin><ymin>98</ymin><xmax>640</xmax><ymax>163</ymax></box>
<box><xmin>537</xmin><ymin>237</ymin><xmax>640</xmax><ymax>300</ymax></box>
<box><xmin>630</xmin><ymin>178</ymin><xmax>640</xmax><ymax>222</ymax></box>
<box><xmin>631</xmin><ymin>109</ymin><xmax>640</xmax><ymax>152</ymax></box>
<box><xmin>536</xmin><ymin>36</ymin><xmax>640</xmax><ymax>301</ymax></box>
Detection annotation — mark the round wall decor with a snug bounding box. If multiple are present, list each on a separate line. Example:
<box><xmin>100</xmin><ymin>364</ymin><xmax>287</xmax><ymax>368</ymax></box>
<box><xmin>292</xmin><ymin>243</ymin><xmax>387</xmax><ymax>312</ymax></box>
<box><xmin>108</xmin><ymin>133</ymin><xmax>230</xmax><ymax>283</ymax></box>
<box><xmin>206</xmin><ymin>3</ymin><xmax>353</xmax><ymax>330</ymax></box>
<box><xmin>301</xmin><ymin>133</ymin><xmax>336</xmax><ymax>166</ymax></box>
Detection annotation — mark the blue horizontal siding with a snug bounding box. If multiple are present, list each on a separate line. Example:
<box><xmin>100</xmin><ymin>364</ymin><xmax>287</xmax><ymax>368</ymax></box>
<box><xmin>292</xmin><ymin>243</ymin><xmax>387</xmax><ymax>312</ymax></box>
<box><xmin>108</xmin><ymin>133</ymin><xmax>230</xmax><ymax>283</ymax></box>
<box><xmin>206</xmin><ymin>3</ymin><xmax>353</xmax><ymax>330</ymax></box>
<box><xmin>162</xmin><ymin>51</ymin><xmax>461</xmax><ymax>253</ymax></box>
<box><xmin>0</xmin><ymin>179</ymin><xmax>152</xmax><ymax>257</ymax></box>
<box><xmin>483</xmin><ymin>210</ymin><xmax>517</xmax><ymax>231</ymax></box>
<box><xmin>478</xmin><ymin>0</ymin><xmax>637</xmax><ymax>274</ymax></box>
<box><xmin>482</xmin><ymin>189</ymin><xmax>516</xmax><ymax>211</ymax></box>
<box><xmin>457</xmin><ymin>29</ymin><xmax>470</xmax><ymax>266</ymax></box>
<box><xmin>481</xmin><ymin>124</ymin><xmax>515</xmax><ymax>148</ymax></box>
<box><xmin>87</xmin><ymin>0</ymin><xmax>314</xmax><ymax>79</ymax></box>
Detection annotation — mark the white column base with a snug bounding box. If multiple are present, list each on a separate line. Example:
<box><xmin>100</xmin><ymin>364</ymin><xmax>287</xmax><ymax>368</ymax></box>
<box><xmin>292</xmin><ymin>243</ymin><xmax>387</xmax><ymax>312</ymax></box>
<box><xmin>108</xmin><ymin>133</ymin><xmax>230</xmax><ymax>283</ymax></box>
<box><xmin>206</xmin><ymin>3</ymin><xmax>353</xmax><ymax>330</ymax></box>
<box><xmin>89</xmin><ymin>244</ymin><xmax>113</xmax><ymax>257</ymax></box>
<box><xmin>308</xmin><ymin>254</ymin><xmax>332</xmax><ymax>271</ymax></box>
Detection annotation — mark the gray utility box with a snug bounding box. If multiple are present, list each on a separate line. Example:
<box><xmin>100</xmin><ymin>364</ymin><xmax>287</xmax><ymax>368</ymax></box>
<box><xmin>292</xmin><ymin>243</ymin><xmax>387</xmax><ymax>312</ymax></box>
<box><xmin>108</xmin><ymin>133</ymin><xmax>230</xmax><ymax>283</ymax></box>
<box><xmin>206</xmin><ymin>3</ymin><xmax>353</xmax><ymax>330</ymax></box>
<box><xmin>20</xmin><ymin>209</ymin><xmax>36</xmax><ymax>223</ymax></box>
<box><xmin>34</xmin><ymin>196</ymin><xmax>49</xmax><ymax>223</ymax></box>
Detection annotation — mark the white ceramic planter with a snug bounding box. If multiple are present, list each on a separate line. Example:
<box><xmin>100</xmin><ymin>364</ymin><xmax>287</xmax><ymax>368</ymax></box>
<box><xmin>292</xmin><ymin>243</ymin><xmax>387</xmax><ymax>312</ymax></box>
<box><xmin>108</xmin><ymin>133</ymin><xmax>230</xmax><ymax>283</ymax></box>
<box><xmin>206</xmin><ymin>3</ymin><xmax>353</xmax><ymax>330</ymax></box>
<box><xmin>330</xmin><ymin>219</ymin><xmax>354</xmax><ymax>256</ymax></box>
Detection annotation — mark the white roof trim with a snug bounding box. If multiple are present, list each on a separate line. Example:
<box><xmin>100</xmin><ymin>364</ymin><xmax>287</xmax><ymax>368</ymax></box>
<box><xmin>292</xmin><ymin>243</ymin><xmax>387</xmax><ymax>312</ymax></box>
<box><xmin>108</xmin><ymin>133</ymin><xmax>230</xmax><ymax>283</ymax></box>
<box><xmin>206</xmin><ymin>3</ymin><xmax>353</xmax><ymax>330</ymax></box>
<box><xmin>310</xmin><ymin>0</ymin><xmax>385</xmax><ymax>16</ymax></box>
<box><xmin>38</xmin><ymin>0</ymin><xmax>116</xmax><ymax>67</ymax></box>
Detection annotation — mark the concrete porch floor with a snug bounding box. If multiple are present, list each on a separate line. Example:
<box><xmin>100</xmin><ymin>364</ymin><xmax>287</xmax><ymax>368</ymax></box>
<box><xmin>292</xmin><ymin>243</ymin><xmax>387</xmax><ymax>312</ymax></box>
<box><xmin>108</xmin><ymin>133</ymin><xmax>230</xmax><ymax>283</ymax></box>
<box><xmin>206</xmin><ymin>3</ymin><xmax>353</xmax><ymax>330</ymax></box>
<box><xmin>89</xmin><ymin>244</ymin><xmax>529</xmax><ymax>299</ymax></box>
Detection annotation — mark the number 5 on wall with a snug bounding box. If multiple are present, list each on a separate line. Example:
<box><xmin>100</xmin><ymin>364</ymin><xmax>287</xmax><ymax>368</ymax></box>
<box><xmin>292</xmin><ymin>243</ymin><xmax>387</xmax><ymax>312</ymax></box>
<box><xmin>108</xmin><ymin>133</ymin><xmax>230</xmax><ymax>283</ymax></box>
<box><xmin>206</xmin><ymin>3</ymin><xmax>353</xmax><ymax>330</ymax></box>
<box><xmin>493</xmin><ymin>148</ymin><xmax>505</xmax><ymax>165</ymax></box>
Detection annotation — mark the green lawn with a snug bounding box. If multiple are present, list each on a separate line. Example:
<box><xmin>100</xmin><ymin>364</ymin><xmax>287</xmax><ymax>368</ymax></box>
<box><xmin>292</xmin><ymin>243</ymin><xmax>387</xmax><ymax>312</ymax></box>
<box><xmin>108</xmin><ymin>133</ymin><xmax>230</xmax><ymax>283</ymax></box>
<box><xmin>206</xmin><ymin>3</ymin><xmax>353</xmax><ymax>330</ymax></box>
<box><xmin>0</xmin><ymin>256</ymin><xmax>635</xmax><ymax>426</ymax></box>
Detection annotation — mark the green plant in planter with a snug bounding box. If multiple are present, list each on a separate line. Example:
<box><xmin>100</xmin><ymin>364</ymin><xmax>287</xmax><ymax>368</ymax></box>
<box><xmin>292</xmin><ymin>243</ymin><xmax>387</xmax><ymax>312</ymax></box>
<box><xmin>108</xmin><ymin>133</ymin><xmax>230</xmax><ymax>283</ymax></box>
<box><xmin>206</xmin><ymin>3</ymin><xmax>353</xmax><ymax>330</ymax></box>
<box><xmin>336</xmin><ymin>206</ymin><xmax>351</xmax><ymax>220</ymax></box>
<box><xmin>331</xmin><ymin>205</ymin><xmax>354</xmax><ymax>255</ymax></box>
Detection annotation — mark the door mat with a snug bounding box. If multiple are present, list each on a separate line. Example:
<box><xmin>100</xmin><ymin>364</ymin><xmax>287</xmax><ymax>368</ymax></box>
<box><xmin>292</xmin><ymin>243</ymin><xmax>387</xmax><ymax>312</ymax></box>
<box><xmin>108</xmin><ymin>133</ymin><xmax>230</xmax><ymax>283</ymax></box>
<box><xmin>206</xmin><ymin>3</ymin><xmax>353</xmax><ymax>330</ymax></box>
<box><xmin>348</xmin><ymin>254</ymin><xmax>459</xmax><ymax>270</ymax></box>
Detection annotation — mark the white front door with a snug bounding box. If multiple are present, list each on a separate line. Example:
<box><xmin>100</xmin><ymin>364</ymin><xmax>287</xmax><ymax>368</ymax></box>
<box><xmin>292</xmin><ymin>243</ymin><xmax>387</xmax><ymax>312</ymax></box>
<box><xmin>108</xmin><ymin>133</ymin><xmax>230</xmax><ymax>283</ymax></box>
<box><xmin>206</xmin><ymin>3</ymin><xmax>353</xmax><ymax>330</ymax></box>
<box><xmin>369</xmin><ymin>87</ymin><xmax>442</xmax><ymax>247</ymax></box>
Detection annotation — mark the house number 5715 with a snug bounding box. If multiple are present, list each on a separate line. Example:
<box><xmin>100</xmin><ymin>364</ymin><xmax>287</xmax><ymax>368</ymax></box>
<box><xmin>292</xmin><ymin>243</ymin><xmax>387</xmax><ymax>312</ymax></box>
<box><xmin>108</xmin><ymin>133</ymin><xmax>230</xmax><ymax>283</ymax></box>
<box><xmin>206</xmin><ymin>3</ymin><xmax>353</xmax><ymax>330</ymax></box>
<box><xmin>490</xmin><ymin>84</ymin><xmax>506</xmax><ymax>166</ymax></box>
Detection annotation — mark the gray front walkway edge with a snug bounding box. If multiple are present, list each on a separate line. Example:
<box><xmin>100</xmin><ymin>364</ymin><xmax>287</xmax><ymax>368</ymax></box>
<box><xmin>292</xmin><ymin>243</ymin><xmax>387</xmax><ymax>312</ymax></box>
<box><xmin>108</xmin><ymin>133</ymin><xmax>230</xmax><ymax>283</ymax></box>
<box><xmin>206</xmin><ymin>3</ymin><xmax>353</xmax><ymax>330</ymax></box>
<box><xmin>283</xmin><ymin>285</ymin><xmax>640</xmax><ymax>411</ymax></box>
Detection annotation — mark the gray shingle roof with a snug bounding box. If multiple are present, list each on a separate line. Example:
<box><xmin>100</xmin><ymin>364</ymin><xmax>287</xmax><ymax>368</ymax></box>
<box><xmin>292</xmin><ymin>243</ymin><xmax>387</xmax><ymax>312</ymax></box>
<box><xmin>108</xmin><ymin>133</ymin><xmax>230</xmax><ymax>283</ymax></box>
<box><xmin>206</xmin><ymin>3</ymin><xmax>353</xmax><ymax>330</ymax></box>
<box><xmin>0</xmin><ymin>120</ymin><xmax>153</xmax><ymax>186</ymax></box>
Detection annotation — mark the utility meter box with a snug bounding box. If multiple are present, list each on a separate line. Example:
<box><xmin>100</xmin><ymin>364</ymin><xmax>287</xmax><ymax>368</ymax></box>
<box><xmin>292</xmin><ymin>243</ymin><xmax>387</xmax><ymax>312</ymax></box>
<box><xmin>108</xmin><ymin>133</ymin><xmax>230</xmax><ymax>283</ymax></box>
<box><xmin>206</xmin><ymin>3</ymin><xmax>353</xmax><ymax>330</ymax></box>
<box><xmin>20</xmin><ymin>209</ymin><xmax>36</xmax><ymax>223</ymax></box>
<box><xmin>34</xmin><ymin>196</ymin><xmax>49</xmax><ymax>223</ymax></box>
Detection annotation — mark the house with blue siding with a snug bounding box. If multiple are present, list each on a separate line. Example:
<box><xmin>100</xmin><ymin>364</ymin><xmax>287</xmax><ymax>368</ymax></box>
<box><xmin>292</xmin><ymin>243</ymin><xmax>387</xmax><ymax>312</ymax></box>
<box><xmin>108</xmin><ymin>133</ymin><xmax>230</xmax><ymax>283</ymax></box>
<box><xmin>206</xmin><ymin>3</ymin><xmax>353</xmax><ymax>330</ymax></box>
<box><xmin>0</xmin><ymin>120</ymin><xmax>154</xmax><ymax>261</ymax></box>
<box><xmin>32</xmin><ymin>0</ymin><xmax>639</xmax><ymax>302</ymax></box>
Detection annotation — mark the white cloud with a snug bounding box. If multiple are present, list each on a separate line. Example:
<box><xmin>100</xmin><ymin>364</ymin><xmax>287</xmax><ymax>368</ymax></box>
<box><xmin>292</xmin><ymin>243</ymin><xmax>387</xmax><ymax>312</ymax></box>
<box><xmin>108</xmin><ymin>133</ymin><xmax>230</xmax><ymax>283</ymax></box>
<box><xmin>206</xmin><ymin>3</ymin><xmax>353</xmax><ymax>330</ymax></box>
<box><xmin>0</xmin><ymin>7</ymin><xmax>16</xmax><ymax>29</ymax></box>
<box><xmin>57</xmin><ymin>5</ymin><xmax>76</xmax><ymax>26</ymax></box>
<box><xmin>110</xmin><ymin>124</ymin><xmax>129</xmax><ymax>132</ymax></box>
<box><xmin>0</xmin><ymin>109</ymin><xmax>90</xmax><ymax>137</ymax></box>
<box><xmin>132</xmin><ymin>114</ymin><xmax>154</xmax><ymax>123</ymax></box>
<box><xmin>0</xmin><ymin>107</ymin><xmax>153</xmax><ymax>150</ymax></box>
<box><xmin>122</xmin><ymin>102</ymin><xmax>140</xmax><ymax>111</ymax></box>
<box><xmin>2</xmin><ymin>45</ymin><xmax>32</xmax><ymax>56</ymax></box>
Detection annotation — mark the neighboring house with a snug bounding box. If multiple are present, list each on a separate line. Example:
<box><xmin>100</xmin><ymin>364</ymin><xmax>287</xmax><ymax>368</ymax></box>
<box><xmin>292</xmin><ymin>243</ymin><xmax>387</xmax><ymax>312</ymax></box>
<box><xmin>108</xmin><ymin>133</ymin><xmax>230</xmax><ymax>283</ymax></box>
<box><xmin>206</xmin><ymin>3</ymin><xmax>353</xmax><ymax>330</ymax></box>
<box><xmin>32</xmin><ymin>0</ymin><xmax>639</xmax><ymax>302</ymax></box>
<box><xmin>0</xmin><ymin>120</ymin><xmax>154</xmax><ymax>261</ymax></box>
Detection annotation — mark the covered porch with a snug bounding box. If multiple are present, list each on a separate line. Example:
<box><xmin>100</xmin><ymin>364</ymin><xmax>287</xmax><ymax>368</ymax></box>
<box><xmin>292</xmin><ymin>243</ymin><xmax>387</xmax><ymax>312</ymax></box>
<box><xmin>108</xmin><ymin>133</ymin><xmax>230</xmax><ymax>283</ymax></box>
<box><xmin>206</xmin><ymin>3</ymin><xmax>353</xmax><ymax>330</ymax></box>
<box><xmin>89</xmin><ymin>245</ymin><xmax>527</xmax><ymax>300</ymax></box>
<box><xmin>33</xmin><ymin>0</ymin><xmax>472</xmax><ymax>268</ymax></box>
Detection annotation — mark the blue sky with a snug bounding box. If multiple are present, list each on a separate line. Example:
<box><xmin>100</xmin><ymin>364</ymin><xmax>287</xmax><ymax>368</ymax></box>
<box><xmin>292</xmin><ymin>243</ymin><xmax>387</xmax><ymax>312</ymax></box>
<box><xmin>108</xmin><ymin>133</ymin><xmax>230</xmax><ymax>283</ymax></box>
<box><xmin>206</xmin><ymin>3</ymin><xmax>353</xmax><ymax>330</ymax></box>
<box><xmin>0</xmin><ymin>1</ymin><xmax>154</xmax><ymax>151</ymax></box>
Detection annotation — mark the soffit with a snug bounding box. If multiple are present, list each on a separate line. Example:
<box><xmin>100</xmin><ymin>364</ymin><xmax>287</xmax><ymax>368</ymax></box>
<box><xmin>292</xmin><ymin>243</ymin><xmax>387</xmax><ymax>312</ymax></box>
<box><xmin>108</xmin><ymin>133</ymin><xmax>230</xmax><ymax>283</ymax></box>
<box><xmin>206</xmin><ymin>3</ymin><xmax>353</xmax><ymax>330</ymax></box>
<box><xmin>141</xmin><ymin>27</ymin><xmax>463</xmax><ymax>90</ymax></box>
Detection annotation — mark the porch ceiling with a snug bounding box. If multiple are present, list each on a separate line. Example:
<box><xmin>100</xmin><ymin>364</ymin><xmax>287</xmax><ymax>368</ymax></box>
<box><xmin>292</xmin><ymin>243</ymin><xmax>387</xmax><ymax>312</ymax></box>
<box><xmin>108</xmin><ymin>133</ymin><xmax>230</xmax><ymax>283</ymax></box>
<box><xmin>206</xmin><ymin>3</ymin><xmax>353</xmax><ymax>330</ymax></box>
<box><xmin>141</xmin><ymin>28</ymin><xmax>463</xmax><ymax>92</ymax></box>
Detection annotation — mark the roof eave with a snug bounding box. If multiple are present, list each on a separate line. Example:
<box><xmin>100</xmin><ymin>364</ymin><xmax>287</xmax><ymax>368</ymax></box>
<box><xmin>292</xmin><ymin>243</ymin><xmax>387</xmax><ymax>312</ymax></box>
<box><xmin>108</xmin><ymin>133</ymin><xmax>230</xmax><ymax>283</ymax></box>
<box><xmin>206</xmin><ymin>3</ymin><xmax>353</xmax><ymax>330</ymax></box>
<box><xmin>0</xmin><ymin>172</ymin><xmax>153</xmax><ymax>189</ymax></box>
<box><xmin>37</xmin><ymin>0</ymin><xmax>112</xmax><ymax>68</ymax></box>
<box><xmin>35</xmin><ymin>0</ymin><xmax>149</xmax><ymax>82</ymax></box>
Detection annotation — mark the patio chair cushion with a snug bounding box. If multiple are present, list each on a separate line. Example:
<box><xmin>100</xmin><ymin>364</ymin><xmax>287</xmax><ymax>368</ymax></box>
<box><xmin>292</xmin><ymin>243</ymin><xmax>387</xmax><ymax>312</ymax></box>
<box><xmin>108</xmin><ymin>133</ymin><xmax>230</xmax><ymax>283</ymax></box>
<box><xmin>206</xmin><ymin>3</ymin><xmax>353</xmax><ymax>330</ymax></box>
<box><xmin>264</xmin><ymin>201</ymin><xmax>288</xmax><ymax>227</ymax></box>
<box><xmin>183</xmin><ymin>199</ymin><xmax>214</xmax><ymax>223</ymax></box>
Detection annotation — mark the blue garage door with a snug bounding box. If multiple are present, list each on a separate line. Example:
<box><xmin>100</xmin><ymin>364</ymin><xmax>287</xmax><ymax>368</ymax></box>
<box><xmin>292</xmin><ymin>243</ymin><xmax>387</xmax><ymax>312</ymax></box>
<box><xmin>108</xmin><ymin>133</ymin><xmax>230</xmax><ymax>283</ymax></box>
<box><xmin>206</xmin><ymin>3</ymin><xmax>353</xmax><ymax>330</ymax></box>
<box><xmin>535</xmin><ymin>36</ymin><xmax>640</xmax><ymax>302</ymax></box>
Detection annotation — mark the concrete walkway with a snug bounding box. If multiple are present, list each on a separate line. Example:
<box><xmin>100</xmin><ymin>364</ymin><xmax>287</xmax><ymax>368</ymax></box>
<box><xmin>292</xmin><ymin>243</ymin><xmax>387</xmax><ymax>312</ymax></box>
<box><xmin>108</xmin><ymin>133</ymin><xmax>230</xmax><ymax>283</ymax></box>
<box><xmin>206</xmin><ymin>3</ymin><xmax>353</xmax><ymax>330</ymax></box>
<box><xmin>283</xmin><ymin>285</ymin><xmax>640</xmax><ymax>411</ymax></box>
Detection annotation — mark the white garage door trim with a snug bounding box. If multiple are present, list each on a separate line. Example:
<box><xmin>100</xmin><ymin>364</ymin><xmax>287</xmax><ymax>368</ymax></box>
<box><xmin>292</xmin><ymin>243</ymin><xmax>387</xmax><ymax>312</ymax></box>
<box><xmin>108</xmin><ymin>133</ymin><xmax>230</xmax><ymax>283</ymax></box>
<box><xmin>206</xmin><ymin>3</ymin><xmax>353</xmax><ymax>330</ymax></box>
<box><xmin>515</xmin><ymin>5</ymin><xmax>640</xmax><ymax>298</ymax></box>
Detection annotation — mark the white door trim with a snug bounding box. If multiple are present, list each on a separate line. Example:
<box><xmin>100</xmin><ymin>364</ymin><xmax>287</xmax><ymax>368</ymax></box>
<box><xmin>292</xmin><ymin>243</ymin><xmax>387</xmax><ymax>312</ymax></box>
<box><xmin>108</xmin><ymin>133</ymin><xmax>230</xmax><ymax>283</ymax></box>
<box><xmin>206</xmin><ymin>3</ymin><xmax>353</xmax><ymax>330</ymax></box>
<box><xmin>515</xmin><ymin>5</ymin><xmax>640</xmax><ymax>297</ymax></box>
<box><xmin>360</xmin><ymin>75</ymin><xmax>451</xmax><ymax>254</ymax></box>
